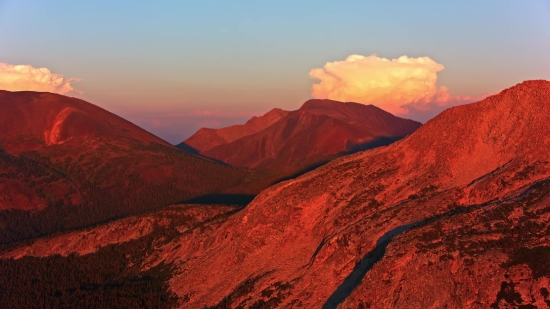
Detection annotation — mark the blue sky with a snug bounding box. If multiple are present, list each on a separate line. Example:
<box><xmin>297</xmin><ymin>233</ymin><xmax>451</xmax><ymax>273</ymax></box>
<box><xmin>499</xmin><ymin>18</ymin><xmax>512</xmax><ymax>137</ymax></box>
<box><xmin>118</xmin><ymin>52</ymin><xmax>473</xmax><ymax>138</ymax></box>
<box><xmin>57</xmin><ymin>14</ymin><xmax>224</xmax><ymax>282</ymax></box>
<box><xmin>1</xmin><ymin>1</ymin><xmax>549</xmax><ymax>143</ymax></box>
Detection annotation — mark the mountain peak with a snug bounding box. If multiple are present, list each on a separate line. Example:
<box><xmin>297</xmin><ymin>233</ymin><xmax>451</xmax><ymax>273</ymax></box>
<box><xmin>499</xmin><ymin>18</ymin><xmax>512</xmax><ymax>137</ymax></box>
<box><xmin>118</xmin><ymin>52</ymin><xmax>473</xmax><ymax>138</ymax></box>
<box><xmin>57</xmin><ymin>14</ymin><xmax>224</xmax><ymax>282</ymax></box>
<box><xmin>399</xmin><ymin>79</ymin><xmax>550</xmax><ymax>187</ymax></box>
<box><xmin>300</xmin><ymin>99</ymin><xmax>374</xmax><ymax>110</ymax></box>
<box><xmin>201</xmin><ymin>98</ymin><xmax>421</xmax><ymax>170</ymax></box>
<box><xmin>184</xmin><ymin>108</ymin><xmax>289</xmax><ymax>153</ymax></box>
<box><xmin>510</xmin><ymin>79</ymin><xmax>550</xmax><ymax>90</ymax></box>
<box><xmin>495</xmin><ymin>79</ymin><xmax>550</xmax><ymax>104</ymax></box>
<box><xmin>244</xmin><ymin>107</ymin><xmax>288</xmax><ymax>126</ymax></box>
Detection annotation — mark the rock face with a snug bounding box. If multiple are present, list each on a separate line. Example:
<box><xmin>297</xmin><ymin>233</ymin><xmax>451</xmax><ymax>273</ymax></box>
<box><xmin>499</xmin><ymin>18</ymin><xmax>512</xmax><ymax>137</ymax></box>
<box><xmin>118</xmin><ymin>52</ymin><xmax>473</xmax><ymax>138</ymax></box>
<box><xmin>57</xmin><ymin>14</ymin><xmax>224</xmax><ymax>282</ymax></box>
<box><xmin>0</xmin><ymin>91</ymin><xmax>248</xmax><ymax>243</ymax></box>
<box><xmin>2</xmin><ymin>80</ymin><xmax>550</xmax><ymax>309</ymax></box>
<box><xmin>181</xmin><ymin>108</ymin><xmax>289</xmax><ymax>153</ymax></box>
<box><xmin>198</xmin><ymin>100</ymin><xmax>421</xmax><ymax>171</ymax></box>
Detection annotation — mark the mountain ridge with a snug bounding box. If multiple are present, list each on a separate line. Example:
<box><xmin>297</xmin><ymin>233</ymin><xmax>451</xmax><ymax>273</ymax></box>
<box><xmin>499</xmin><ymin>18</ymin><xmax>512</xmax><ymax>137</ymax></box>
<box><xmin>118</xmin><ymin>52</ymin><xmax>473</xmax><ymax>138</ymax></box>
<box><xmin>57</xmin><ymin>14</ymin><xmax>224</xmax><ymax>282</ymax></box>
<box><xmin>181</xmin><ymin>107</ymin><xmax>289</xmax><ymax>153</ymax></box>
<box><xmin>198</xmin><ymin>99</ymin><xmax>421</xmax><ymax>170</ymax></box>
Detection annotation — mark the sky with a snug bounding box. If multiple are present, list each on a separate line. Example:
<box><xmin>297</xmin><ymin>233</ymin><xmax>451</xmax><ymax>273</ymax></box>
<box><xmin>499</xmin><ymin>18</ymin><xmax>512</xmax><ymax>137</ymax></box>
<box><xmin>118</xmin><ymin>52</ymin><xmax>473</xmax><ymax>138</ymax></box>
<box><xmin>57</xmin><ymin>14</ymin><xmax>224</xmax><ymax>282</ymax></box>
<box><xmin>1</xmin><ymin>1</ymin><xmax>549</xmax><ymax>143</ymax></box>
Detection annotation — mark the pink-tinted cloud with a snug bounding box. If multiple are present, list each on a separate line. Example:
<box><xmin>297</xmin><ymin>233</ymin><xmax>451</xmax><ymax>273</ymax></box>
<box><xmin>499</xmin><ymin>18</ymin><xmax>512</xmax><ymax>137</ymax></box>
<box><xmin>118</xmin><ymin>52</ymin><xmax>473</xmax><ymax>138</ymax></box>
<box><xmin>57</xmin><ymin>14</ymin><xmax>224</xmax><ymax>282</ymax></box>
<box><xmin>196</xmin><ymin>119</ymin><xmax>222</xmax><ymax>128</ymax></box>
<box><xmin>309</xmin><ymin>54</ymin><xmax>482</xmax><ymax>118</ymax></box>
<box><xmin>0</xmin><ymin>62</ymin><xmax>81</xmax><ymax>95</ymax></box>
<box><xmin>186</xmin><ymin>110</ymin><xmax>259</xmax><ymax>119</ymax></box>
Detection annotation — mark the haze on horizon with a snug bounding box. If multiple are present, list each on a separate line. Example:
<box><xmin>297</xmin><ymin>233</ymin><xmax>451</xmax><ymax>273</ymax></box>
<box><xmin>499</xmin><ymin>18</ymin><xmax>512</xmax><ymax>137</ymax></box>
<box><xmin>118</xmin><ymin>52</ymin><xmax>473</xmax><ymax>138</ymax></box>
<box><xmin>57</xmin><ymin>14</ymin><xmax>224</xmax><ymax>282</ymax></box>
<box><xmin>0</xmin><ymin>0</ymin><xmax>549</xmax><ymax>143</ymax></box>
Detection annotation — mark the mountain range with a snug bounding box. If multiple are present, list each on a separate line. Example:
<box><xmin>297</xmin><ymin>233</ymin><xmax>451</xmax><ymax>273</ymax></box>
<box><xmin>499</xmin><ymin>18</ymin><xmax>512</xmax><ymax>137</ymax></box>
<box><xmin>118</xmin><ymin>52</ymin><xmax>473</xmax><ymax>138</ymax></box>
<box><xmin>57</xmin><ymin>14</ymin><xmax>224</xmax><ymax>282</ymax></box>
<box><xmin>182</xmin><ymin>100</ymin><xmax>421</xmax><ymax>172</ymax></box>
<box><xmin>1</xmin><ymin>81</ymin><xmax>550</xmax><ymax>308</ymax></box>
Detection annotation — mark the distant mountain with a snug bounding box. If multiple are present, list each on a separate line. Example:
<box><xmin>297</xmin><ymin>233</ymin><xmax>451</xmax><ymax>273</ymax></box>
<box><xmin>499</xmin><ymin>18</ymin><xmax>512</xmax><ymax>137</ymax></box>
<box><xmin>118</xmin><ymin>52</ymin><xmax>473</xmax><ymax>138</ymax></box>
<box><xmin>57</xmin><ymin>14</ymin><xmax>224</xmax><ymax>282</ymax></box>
<box><xmin>187</xmin><ymin>100</ymin><xmax>421</xmax><ymax>173</ymax></box>
<box><xmin>180</xmin><ymin>108</ymin><xmax>289</xmax><ymax>153</ymax></box>
<box><xmin>0</xmin><ymin>91</ymin><xmax>248</xmax><ymax>243</ymax></box>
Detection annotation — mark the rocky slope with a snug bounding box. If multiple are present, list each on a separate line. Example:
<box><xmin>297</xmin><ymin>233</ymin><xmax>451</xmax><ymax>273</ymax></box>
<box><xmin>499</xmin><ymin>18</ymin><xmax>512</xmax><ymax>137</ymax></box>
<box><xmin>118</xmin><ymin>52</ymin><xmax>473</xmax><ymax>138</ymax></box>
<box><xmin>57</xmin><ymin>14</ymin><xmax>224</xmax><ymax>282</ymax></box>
<box><xmin>2</xmin><ymin>80</ymin><xmax>550</xmax><ymax>308</ymax></box>
<box><xmin>0</xmin><ymin>203</ymin><xmax>242</xmax><ymax>309</ymax></box>
<box><xmin>1</xmin><ymin>204</ymin><xmax>241</xmax><ymax>259</ymax></box>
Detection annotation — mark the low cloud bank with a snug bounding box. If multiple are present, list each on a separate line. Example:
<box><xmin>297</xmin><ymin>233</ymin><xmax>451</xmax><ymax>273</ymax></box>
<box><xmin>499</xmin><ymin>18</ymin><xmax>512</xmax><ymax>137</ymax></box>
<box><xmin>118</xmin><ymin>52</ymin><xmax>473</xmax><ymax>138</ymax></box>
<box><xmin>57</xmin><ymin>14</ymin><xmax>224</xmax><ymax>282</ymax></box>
<box><xmin>123</xmin><ymin>109</ymin><xmax>261</xmax><ymax>144</ymax></box>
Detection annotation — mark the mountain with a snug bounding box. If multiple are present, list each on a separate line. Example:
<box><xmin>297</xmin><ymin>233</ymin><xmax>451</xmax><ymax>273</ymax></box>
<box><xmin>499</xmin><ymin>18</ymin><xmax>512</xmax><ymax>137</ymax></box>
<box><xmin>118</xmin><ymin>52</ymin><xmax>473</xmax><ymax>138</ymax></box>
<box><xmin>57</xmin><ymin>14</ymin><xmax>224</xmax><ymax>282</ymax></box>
<box><xmin>158</xmin><ymin>80</ymin><xmax>547</xmax><ymax>308</ymax></box>
<box><xmin>180</xmin><ymin>108</ymin><xmax>289</xmax><ymax>153</ymax></box>
<box><xmin>0</xmin><ymin>91</ymin><xmax>248</xmax><ymax>243</ymax></box>
<box><xmin>196</xmin><ymin>100</ymin><xmax>421</xmax><ymax>172</ymax></box>
<box><xmin>2</xmin><ymin>80</ymin><xmax>550</xmax><ymax>308</ymax></box>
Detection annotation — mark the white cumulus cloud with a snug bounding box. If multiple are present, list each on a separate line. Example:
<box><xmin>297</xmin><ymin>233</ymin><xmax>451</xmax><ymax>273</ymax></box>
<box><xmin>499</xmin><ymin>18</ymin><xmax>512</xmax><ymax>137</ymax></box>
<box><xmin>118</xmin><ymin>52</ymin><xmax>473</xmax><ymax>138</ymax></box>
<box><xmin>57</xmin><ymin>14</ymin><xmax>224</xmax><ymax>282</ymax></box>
<box><xmin>309</xmin><ymin>54</ymin><xmax>475</xmax><ymax>117</ymax></box>
<box><xmin>0</xmin><ymin>62</ymin><xmax>81</xmax><ymax>95</ymax></box>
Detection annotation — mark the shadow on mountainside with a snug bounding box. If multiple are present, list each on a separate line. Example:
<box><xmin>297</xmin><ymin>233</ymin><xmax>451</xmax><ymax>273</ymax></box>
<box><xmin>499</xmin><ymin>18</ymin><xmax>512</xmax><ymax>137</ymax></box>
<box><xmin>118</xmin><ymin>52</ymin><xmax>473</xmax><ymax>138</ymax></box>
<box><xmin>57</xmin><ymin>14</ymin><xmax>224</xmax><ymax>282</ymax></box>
<box><xmin>175</xmin><ymin>142</ymin><xmax>231</xmax><ymax>165</ymax></box>
<box><xmin>175</xmin><ymin>142</ymin><xmax>200</xmax><ymax>155</ymax></box>
<box><xmin>180</xmin><ymin>194</ymin><xmax>256</xmax><ymax>206</ymax></box>
<box><xmin>271</xmin><ymin>136</ymin><xmax>406</xmax><ymax>186</ymax></box>
<box><xmin>269</xmin><ymin>160</ymin><xmax>332</xmax><ymax>184</ymax></box>
<box><xmin>181</xmin><ymin>136</ymin><xmax>408</xmax><ymax>207</ymax></box>
<box><xmin>321</xmin><ymin>222</ymin><xmax>419</xmax><ymax>309</ymax></box>
<box><xmin>346</xmin><ymin>136</ymin><xmax>404</xmax><ymax>154</ymax></box>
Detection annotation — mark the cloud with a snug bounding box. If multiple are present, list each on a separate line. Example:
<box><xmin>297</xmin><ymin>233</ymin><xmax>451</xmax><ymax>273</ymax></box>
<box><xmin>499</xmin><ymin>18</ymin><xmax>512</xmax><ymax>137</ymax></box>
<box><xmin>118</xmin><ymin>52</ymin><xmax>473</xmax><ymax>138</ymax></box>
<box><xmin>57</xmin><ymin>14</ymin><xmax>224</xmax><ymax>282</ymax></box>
<box><xmin>196</xmin><ymin>119</ymin><xmax>222</xmax><ymax>128</ymax></box>
<box><xmin>309</xmin><ymin>54</ymin><xmax>479</xmax><ymax>118</ymax></box>
<box><xmin>0</xmin><ymin>62</ymin><xmax>81</xmax><ymax>95</ymax></box>
<box><xmin>187</xmin><ymin>110</ymin><xmax>259</xmax><ymax>119</ymax></box>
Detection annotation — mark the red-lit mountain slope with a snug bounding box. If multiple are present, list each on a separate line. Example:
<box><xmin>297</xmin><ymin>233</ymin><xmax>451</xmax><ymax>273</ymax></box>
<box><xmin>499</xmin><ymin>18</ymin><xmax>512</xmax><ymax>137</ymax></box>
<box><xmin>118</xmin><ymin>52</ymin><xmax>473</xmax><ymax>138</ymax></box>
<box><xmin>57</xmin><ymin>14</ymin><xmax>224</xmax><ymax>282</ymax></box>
<box><xmin>0</xmin><ymin>91</ymin><xmax>248</xmax><ymax>243</ymax></box>
<box><xmin>200</xmin><ymin>100</ymin><xmax>421</xmax><ymax>171</ymax></box>
<box><xmin>181</xmin><ymin>108</ymin><xmax>289</xmax><ymax>153</ymax></box>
